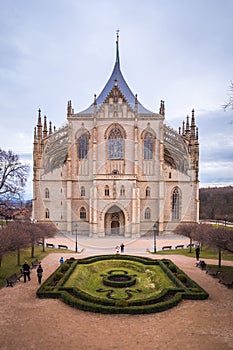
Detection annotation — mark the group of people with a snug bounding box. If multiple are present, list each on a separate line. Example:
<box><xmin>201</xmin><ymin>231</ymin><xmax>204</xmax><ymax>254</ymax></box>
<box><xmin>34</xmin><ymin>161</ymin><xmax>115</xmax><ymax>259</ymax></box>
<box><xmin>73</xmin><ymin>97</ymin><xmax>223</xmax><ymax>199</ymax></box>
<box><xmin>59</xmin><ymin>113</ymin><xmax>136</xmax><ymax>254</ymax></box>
<box><xmin>115</xmin><ymin>243</ymin><xmax>125</xmax><ymax>254</ymax></box>
<box><xmin>22</xmin><ymin>260</ymin><xmax>43</xmax><ymax>284</ymax></box>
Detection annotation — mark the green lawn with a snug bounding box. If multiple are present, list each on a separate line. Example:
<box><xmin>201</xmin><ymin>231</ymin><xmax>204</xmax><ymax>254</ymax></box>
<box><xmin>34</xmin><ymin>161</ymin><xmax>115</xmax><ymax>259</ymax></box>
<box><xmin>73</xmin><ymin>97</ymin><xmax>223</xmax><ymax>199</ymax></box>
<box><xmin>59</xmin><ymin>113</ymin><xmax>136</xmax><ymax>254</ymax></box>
<box><xmin>64</xmin><ymin>259</ymin><xmax>174</xmax><ymax>300</ymax></box>
<box><xmin>157</xmin><ymin>246</ymin><xmax>233</xmax><ymax>261</ymax></box>
<box><xmin>0</xmin><ymin>246</ymin><xmax>70</xmax><ymax>288</ymax></box>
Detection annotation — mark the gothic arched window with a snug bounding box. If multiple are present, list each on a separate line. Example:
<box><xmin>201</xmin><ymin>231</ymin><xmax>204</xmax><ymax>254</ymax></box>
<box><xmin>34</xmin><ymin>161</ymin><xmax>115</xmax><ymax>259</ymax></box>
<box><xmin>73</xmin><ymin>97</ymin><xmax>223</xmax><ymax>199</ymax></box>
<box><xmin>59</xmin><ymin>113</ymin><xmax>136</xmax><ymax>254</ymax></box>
<box><xmin>172</xmin><ymin>187</ymin><xmax>181</xmax><ymax>220</ymax></box>
<box><xmin>81</xmin><ymin>186</ymin><xmax>85</xmax><ymax>197</ymax></box>
<box><xmin>45</xmin><ymin>188</ymin><xmax>49</xmax><ymax>199</ymax></box>
<box><xmin>78</xmin><ymin>134</ymin><xmax>88</xmax><ymax>159</ymax></box>
<box><xmin>45</xmin><ymin>208</ymin><xmax>50</xmax><ymax>219</ymax></box>
<box><xmin>145</xmin><ymin>207</ymin><xmax>151</xmax><ymax>220</ymax></box>
<box><xmin>105</xmin><ymin>185</ymin><xmax>109</xmax><ymax>196</ymax></box>
<box><xmin>80</xmin><ymin>207</ymin><xmax>86</xmax><ymax>219</ymax></box>
<box><xmin>146</xmin><ymin>186</ymin><xmax>151</xmax><ymax>197</ymax></box>
<box><xmin>108</xmin><ymin>128</ymin><xmax>123</xmax><ymax>160</ymax></box>
<box><xmin>144</xmin><ymin>132</ymin><xmax>153</xmax><ymax>160</ymax></box>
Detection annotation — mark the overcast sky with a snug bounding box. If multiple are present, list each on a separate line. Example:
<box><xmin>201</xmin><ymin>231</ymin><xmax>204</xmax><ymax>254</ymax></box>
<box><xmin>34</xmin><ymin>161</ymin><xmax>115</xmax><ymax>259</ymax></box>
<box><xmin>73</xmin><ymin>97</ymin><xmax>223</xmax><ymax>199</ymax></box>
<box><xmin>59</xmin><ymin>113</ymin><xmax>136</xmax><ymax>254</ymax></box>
<box><xmin>1</xmin><ymin>0</ymin><xmax>233</xmax><ymax>199</ymax></box>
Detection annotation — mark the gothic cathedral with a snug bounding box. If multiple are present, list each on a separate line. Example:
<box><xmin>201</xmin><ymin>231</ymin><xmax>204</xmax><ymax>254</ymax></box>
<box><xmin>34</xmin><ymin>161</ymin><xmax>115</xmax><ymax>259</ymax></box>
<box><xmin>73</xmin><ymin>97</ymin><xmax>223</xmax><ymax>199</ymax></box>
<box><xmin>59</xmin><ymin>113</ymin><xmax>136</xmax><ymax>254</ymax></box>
<box><xmin>32</xmin><ymin>34</ymin><xmax>199</xmax><ymax>237</ymax></box>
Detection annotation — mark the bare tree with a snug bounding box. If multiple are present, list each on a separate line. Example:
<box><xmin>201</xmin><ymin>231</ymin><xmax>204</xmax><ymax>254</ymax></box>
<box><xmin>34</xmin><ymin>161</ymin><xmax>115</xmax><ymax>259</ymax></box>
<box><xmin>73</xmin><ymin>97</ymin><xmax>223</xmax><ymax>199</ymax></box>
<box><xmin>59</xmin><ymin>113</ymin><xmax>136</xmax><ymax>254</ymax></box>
<box><xmin>0</xmin><ymin>148</ymin><xmax>30</xmax><ymax>220</ymax></box>
<box><xmin>202</xmin><ymin>226</ymin><xmax>233</xmax><ymax>267</ymax></box>
<box><xmin>174</xmin><ymin>223</ymin><xmax>198</xmax><ymax>252</ymax></box>
<box><xmin>4</xmin><ymin>222</ymin><xmax>31</xmax><ymax>266</ymax></box>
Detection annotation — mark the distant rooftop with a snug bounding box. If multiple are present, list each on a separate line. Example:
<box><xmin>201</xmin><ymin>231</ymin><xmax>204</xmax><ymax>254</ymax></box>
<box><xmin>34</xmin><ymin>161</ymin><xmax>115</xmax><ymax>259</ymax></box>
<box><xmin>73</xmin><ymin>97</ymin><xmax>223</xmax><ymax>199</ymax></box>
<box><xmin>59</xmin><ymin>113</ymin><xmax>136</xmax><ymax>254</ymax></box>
<box><xmin>79</xmin><ymin>33</ymin><xmax>154</xmax><ymax>115</ymax></box>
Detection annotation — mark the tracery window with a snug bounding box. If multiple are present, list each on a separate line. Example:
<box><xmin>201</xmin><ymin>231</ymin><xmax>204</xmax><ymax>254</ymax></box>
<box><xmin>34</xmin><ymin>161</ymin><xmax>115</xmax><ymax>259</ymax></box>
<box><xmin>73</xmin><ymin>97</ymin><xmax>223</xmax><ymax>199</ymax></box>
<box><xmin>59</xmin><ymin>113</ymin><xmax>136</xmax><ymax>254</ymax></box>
<box><xmin>45</xmin><ymin>188</ymin><xmax>49</xmax><ymax>199</ymax></box>
<box><xmin>108</xmin><ymin>128</ymin><xmax>123</xmax><ymax>159</ymax></box>
<box><xmin>45</xmin><ymin>208</ymin><xmax>50</xmax><ymax>219</ymax></box>
<box><xmin>172</xmin><ymin>187</ymin><xmax>180</xmax><ymax>220</ymax></box>
<box><xmin>81</xmin><ymin>186</ymin><xmax>85</xmax><ymax>197</ymax></box>
<box><xmin>120</xmin><ymin>185</ymin><xmax>125</xmax><ymax>197</ymax></box>
<box><xmin>80</xmin><ymin>207</ymin><xmax>86</xmax><ymax>219</ymax></box>
<box><xmin>144</xmin><ymin>132</ymin><xmax>153</xmax><ymax>160</ymax></box>
<box><xmin>145</xmin><ymin>207</ymin><xmax>151</xmax><ymax>220</ymax></box>
<box><xmin>78</xmin><ymin>134</ymin><xmax>88</xmax><ymax>159</ymax></box>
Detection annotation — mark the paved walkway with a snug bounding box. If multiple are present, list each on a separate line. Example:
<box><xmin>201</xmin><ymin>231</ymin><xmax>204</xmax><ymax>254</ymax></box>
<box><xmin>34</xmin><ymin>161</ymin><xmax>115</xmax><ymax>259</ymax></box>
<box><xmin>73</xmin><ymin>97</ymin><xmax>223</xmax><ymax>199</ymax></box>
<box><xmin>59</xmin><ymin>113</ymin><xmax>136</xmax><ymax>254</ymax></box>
<box><xmin>45</xmin><ymin>233</ymin><xmax>191</xmax><ymax>254</ymax></box>
<box><xmin>0</xmin><ymin>234</ymin><xmax>233</xmax><ymax>350</ymax></box>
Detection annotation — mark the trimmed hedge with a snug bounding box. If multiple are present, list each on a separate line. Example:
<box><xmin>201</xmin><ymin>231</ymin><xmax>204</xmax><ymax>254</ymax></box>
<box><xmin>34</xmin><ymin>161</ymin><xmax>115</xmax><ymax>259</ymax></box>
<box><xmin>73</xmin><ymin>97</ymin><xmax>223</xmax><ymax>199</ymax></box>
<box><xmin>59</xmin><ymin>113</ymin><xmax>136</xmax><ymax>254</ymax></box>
<box><xmin>37</xmin><ymin>255</ymin><xmax>209</xmax><ymax>314</ymax></box>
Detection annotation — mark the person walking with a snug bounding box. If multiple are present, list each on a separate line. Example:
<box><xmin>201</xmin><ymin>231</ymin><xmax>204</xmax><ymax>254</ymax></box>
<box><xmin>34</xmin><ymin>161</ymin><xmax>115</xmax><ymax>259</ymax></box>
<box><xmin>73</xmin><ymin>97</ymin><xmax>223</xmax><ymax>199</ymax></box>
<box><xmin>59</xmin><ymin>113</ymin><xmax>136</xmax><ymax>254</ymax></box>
<box><xmin>120</xmin><ymin>243</ymin><xmax>125</xmax><ymax>253</ymax></box>
<box><xmin>59</xmin><ymin>257</ymin><xmax>64</xmax><ymax>264</ymax></box>
<box><xmin>36</xmin><ymin>264</ymin><xmax>43</xmax><ymax>284</ymax></box>
<box><xmin>22</xmin><ymin>261</ymin><xmax>31</xmax><ymax>283</ymax></box>
<box><xmin>195</xmin><ymin>245</ymin><xmax>200</xmax><ymax>261</ymax></box>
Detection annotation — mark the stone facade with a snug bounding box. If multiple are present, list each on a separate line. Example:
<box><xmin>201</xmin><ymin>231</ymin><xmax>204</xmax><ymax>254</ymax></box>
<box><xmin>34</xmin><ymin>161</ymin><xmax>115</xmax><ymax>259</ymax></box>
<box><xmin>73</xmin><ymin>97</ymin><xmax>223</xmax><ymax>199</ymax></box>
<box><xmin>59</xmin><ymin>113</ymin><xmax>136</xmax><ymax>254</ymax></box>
<box><xmin>32</xmin><ymin>35</ymin><xmax>199</xmax><ymax>237</ymax></box>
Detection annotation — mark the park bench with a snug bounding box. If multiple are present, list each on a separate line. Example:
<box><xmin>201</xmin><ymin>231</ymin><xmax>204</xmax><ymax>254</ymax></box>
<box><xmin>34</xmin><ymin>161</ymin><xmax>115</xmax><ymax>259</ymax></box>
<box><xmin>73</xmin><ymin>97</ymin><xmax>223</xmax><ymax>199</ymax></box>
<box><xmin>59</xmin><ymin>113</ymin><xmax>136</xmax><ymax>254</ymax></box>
<box><xmin>58</xmin><ymin>244</ymin><xmax>68</xmax><ymax>249</ymax></box>
<box><xmin>187</xmin><ymin>243</ymin><xmax>195</xmax><ymax>248</ymax></box>
<box><xmin>218</xmin><ymin>273</ymin><xmax>233</xmax><ymax>287</ymax></box>
<box><xmin>36</xmin><ymin>241</ymin><xmax>43</xmax><ymax>246</ymax></box>
<box><xmin>162</xmin><ymin>245</ymin><xmax>172</xmax><ymax>250</ymax></box>
<box><xmin>46</xmin><ymin>243</ymin><xmax>55</xmax><ymax>248</ymax></box>
<box><xmin>31</xmin><ymin>259</ymin><xmax>40</xmax><ymax>269</ymax></box>
<box><xmin>6</xmin><ymin>272</ymin><xmax>21</xmax><ymax>287</ymax></box>
<box><xmin>175</xmin><ymin>244</ymin><xmax>184</xmax><ymax>249</ymax></box>
<box><xmin>206</xmin><ymin>266</ymin><xmax>220</xmax><ymax>277</ymax></box>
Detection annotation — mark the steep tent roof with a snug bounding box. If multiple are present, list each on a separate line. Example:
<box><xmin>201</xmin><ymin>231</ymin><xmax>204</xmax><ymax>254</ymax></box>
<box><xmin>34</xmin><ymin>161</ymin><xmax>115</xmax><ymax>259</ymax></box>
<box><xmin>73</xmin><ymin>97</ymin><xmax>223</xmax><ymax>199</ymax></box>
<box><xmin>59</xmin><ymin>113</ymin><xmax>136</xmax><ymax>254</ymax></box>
<box><xmin>79</xmin><ymin>34</ymin><xmax>153</xmax><ymax>115</ymax></box>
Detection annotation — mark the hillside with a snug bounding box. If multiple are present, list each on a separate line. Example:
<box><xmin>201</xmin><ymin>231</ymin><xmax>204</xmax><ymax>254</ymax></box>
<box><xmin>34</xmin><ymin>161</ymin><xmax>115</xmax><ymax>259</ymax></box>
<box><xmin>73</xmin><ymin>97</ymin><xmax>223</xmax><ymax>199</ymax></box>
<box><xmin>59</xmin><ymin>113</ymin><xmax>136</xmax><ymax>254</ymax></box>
<box><xmin>199</xmin><ymin>186</ymin><xmax>233</xmax><ymax>222</ymax></box>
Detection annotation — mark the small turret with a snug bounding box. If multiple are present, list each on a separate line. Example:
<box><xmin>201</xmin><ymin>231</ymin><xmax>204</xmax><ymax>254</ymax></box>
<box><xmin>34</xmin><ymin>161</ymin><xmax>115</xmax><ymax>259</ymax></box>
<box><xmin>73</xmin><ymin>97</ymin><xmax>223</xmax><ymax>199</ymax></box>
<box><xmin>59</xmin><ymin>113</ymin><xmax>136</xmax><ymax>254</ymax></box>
<box><xmin>159</xmin><ymin>100</ymin><xmax>165</xmax><ymax>117</ymax></box>
<box><xmin>49</xmin><ymin>121</ymin><xmax>52</xmax><ymax>135</ymax></box>
<box><xmin>67</xmin><ymin>100</ymin><xmax>72</xmax><ymax>117</ymax></box>
<box><xmin>37</xmin><ymin>109</ymin><xmax>42</xmax><ymax>139</ymax></box>
<box><xmin>43</xmin><ymin>116</ymin><xmax>48</xmax><ymax>138</ymax></box>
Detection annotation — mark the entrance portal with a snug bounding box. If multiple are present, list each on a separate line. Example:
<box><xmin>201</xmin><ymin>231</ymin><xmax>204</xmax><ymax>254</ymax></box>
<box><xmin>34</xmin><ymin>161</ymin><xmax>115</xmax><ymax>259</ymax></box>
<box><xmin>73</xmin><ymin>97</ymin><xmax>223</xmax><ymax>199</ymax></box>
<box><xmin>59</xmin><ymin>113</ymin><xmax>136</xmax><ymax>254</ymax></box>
<box><xmin>105</xmin><ymin>205</ymin><xmax>125</xmax><ymax>236</ymax></box>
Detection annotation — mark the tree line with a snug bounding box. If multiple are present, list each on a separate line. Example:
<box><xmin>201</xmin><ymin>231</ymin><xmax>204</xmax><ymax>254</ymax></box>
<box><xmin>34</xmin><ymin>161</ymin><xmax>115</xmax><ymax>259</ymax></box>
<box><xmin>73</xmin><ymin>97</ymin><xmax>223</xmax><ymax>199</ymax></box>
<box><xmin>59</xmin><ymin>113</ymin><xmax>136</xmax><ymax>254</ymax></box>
<box><xmin>174</xmin><ymin>223</ymin><xmax>233</xmax><ymax>267</ymax></box>
<box><xmin>199</xmin><ymin>186</ymin><xmax>233</xmax><ymax>222</ymax></box>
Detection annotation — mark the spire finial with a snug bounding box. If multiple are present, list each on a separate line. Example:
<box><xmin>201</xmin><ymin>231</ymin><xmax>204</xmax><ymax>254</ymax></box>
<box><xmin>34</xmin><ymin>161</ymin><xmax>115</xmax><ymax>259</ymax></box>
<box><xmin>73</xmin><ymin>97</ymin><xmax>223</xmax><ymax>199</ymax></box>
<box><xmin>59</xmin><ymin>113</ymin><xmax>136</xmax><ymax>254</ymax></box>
<box><xmin>116</xmin><ymin>29</ymin><xmax>120</xmax><ymax>65</ymax></box>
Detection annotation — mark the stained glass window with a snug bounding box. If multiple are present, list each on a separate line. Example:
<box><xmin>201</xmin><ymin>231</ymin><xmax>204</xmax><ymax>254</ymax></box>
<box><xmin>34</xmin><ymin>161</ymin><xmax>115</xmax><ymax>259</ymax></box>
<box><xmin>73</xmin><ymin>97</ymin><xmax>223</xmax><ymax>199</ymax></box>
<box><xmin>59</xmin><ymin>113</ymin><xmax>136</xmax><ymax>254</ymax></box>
<box><xmin>144</xmin><ymin>132</ymin><xmax>153</xmax><ymax>160</ymax></box>
<box><xmin>108</xmin><ymin>128</ymin><xmax>123</xmax><ymax>159</ymax></box>
<box><xmin>172</xmin><ymin>188</ymin><xmax>180</xmax><ymax>220</ymax></box>
<box><xmin>78</xmin><ymin>134</ymin><xmax>88</xmax><ymax>159</ymax></box>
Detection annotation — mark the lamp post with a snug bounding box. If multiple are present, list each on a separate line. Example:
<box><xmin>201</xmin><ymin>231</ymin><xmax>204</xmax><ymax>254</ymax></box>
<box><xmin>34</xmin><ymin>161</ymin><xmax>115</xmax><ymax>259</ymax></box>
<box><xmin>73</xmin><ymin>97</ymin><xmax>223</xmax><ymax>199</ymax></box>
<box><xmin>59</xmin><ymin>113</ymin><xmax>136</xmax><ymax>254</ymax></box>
<box><xmin>75</xmin><ymin>223</ymin><xmax>78</xmax><ymax>253</ymax></box>
<box><xmin>153</xmin><ymin>223</ymin><xmax>157</xmax><ymax>253</ymax></box>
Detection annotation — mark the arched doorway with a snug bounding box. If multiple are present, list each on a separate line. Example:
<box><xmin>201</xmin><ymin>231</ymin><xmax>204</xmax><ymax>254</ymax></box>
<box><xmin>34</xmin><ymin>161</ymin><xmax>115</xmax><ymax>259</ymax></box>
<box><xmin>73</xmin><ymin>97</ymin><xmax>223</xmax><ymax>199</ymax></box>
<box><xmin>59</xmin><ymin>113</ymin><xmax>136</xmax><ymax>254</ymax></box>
<box><xmin>105</xmin><ymin>205</ymin><xmax>125</xmax><ymax>236</ymax></box>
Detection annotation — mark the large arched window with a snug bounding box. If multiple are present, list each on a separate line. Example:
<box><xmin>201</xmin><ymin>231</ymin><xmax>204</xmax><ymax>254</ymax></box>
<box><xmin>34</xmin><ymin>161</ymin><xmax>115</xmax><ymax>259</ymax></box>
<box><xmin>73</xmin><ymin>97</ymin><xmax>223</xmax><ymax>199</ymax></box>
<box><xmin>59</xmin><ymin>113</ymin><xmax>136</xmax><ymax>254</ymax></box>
<box><xmin>80</xmin><ymin>207</ymin><xmax>86</xmax><ymax>219</ymax></box>
<box><xmin>78</xmin><ymin>134</ymin><xmax>88</xmax><ymax>159</ymax></box>
<box><xmin>45</xmin><ymin>208</ymin><xmax>50</xmax><ymax>219</ymax></box>
<box><xmin>145</xmin><ymin>207</ymin><xmax>151</xmax><ymax>220</ymax></box>
<box><xmin>172</xmin><ymin>187</ymin><xmax>181</xmax><ymax>220</ymax></box>
<box><xmin>108</xmin><ymin>128</ymin><xmax>123</xmax><ymax>159</ymax></box>
<box><xmin>45</xmin><ymin>188</ymin><xmax>49</xmax><ymax>199</ymax></box>
<box><xmin>144</xmin><ymin>132</ymin><xmax>153</xmax><ymax>160</ymax></box>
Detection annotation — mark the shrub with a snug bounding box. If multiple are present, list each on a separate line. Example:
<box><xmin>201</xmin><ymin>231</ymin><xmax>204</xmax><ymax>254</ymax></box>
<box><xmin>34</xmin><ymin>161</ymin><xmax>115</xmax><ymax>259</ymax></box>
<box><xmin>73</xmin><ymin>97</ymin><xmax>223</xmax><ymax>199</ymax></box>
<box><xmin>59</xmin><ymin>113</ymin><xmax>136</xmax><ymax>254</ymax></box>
<box><xmin>53</xmin><ymin>272</ymin><xmax>63</xmax><ymax>281</ymax></box>
<box><xmin>169</xmin><ymin>264</ymin><xmax>177</xmax><ymax>273</ymax></box>
<box><xmin>60</xmin><ymin>263</ymin><xmax>69</xmax><ymax>272</ymax></box>
<box><xmin>177</xmin><ymin>274</ymin><xmax>187</xmax><ymax>283</ymax></box>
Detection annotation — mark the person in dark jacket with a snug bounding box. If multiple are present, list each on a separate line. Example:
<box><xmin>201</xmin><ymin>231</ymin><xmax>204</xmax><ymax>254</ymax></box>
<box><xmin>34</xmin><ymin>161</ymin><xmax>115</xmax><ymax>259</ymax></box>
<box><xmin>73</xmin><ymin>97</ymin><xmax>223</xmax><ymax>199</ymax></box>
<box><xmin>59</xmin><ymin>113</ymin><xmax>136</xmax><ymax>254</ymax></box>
<box><xmin>23</xmin><ymin>261</ymin><xmax>31</xmax><ymax>283</ymax></box>
<box><xmin>195</xmin><ymin>246</ymin><xmax>200</xmax><ymax>261</ymax></box>
<box><xmin>36</xmin><ymin>264</ymin><xmax>43</xmax><ymax>284</ymax></box>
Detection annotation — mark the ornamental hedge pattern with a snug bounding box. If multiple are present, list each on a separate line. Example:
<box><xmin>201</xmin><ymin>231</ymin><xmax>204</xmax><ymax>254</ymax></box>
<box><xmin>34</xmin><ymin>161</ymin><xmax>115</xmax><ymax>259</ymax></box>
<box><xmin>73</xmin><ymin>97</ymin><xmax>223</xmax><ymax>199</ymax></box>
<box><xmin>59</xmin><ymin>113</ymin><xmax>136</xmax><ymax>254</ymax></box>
<box><xmin>37</xmin><ymin>255</ymin><xmax>208</xmax><ymax>314</ymax></box>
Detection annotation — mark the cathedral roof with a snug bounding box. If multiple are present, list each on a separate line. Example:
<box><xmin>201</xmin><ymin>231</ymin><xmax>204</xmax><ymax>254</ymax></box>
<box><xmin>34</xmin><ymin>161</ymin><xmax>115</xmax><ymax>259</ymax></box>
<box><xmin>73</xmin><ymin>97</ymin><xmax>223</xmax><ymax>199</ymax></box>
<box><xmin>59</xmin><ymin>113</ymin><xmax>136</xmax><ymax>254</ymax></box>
<box><xmin>79</xmin><ymin>33</ymin><xmax>153</xmax><ymax>115</ymax></box>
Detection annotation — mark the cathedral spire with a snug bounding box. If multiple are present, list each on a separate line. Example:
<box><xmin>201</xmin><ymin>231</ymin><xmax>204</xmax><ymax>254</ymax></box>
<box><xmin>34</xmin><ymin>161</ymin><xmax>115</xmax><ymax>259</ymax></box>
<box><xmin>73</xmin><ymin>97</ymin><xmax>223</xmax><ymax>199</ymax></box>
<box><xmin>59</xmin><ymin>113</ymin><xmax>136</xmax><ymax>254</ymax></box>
<box><xmin>116</xmin><ymin>29</ymin><xmax>120</xmax><ymax>66</ymax></box>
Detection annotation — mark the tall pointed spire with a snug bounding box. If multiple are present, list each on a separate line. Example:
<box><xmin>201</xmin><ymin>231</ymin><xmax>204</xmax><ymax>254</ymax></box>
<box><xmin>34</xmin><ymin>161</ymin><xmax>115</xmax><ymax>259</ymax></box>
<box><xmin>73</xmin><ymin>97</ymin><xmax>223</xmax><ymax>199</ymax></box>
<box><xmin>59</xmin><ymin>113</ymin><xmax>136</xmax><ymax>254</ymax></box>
<box><xmin>116</xmin><ymin>29</ymin><xmax>120</xmax><ymax>66</ymax></box>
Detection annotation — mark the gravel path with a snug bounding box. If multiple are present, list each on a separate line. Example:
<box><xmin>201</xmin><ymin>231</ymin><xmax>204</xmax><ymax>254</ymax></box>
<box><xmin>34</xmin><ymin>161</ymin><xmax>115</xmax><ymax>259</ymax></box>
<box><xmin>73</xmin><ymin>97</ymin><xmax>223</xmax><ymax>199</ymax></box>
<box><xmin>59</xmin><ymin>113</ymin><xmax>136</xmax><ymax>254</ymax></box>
<box><xmin>0</xmin><ymin>236</ymin><xmax>233</xmax><ymax>350</ymax></box>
